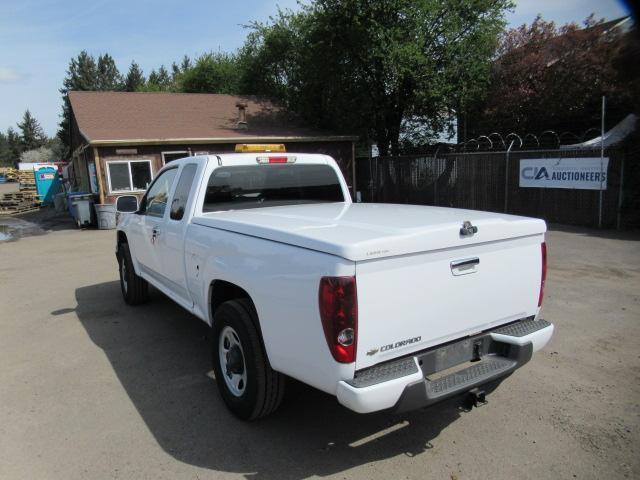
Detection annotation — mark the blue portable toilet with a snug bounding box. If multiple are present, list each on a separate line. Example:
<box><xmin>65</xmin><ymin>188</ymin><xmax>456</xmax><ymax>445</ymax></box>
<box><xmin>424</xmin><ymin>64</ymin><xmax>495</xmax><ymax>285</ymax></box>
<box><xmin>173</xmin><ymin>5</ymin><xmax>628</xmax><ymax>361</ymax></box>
<box><xmin>34</xmin><ymin>166</ymin><xmax>61</xmax><ymax>206</ymax></box>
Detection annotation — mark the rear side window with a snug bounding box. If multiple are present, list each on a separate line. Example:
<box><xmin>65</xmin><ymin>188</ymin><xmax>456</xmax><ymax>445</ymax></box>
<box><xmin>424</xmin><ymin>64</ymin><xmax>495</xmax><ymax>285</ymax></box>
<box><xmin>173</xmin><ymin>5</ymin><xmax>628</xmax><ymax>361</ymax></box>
<box><xmin>203</xmin><ymin>164</ymin><xmax>344</xmax><ymax>212</ymax></box>
<box><xmin>170</xmin><ymin>164</ymin><xmax>198</xmax><ymax>220</ymax></box>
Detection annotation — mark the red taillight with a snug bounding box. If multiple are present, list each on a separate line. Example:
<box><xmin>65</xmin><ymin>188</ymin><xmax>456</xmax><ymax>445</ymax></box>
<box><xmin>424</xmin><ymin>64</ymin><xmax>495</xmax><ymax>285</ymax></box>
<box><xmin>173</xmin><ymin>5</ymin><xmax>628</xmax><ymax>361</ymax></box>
<box><xmin>538</xmin><ymin>242</ymin><xmax>547</xmax><ymax>307</ymax></box>
<box><xmin>319</xmin><ymin>276</ymin><xmax>358</xmax><ymax>363</ymax></box>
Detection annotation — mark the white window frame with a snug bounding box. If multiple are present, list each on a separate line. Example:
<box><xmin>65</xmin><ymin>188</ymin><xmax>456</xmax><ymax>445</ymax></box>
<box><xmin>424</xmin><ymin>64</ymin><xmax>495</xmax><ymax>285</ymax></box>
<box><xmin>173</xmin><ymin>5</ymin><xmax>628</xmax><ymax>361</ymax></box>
<box><xmin>105</xmin><ymin>159</ymin><xmax>153</xmax><ymax>194</ymax></box>
<box><xmin>161</xmin><ymin>150</ymin><xmax>190</xmax><ymax>165</ymax></box>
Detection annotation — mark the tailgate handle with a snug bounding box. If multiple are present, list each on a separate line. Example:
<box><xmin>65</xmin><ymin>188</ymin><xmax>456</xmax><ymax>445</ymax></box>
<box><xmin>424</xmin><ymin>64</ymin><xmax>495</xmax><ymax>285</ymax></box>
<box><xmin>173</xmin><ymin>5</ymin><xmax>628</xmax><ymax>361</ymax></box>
<box><xmin>451</xmin><ymin>257</ymin><xmax>479</xmax><ymax>275</ymax></box>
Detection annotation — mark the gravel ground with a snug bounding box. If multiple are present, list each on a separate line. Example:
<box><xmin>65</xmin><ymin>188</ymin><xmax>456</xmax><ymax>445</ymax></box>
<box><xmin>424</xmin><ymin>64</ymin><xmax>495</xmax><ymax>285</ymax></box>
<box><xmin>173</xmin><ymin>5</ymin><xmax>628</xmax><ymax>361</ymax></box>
<box><xmin>0</xmin><ymin>221</ymin><xmax>638</xmax><ymax>479</ymax></box>
<box><xmin>0</xmin><ymin>182</ymin><xmax>19</xmax><ymax>195</ymax></box>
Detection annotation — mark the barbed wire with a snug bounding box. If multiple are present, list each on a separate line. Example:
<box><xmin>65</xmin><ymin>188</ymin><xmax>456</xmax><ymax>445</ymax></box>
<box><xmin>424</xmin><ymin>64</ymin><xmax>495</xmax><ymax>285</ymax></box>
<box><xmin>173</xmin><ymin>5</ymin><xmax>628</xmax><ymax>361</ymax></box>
<box><xmin>452</xmin><ymin>127</ymin><xmax>603</xmax><ymax>152</ymax></box>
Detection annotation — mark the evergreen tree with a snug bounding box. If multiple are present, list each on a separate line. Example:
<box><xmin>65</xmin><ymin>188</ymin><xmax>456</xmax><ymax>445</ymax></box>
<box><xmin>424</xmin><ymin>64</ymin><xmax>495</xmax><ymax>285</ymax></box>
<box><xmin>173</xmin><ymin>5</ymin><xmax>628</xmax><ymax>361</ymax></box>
<box><xmin>148</xmin><ymin>65</ymin><xmax>172</xmax><ymax>92</ymax></box>
<box><xmin>156</xmin><ymin>65</ymin><xmax>171</xmax><ymax>89</ymax></box>
<box><xmin>57</xmin><ymin>51</ymin><xmax>99</xmax><ymax>158</ymax></box>
<box><xmin>0</xmin><ymin>128</ymin><xmax>22</xmax><ymax>167</ymax></box>
<box><xmin>62</xmin><ymin>50</ymin><xmax>98</xmax><ymax>92</ymax></box>
<box><xmin>145</xmin><ymin>65</ymin><xmax>173</xmax><ymax>91</ymax></box>
<box><xmin>0</xmin><ymin>132</ymin><xmax>11</xmax><ymax>166</ymax></box>
<box><xmin>171</xmin><ymin>62</ymin><xmax>180</xmax><ymax>79</ymax></box>
<box><xmin>18</xmin><ymin>110</ymin><xmax>47</xmax><ymax>152</ymax></box>
<box><xmin>147</xmin><ymin>68</ymin><xmax>159</xmax><ymax>86</ymax></box>
<box><xmin>96</xmin><ymin>53</ymin><xmax>122</xmax><ymax>90</ymax></box>
<box><xmin>180</xmin><ymin>55</ymin><xmax>192</xmax><ymax>72</ymax></box>
<box><xmin>6</xmin><ymin>128</ymin><xmax>22</xmax><ymax>166</ymax></box>
<box><xmin>124</xmin><ymin>61</ymin><xmax>145</xmax><ymax>91</ymax></box>
<box><xmin>171</xmin><ymin>56</ymin><xmax>193</xmax><ymax>89</ymax></box>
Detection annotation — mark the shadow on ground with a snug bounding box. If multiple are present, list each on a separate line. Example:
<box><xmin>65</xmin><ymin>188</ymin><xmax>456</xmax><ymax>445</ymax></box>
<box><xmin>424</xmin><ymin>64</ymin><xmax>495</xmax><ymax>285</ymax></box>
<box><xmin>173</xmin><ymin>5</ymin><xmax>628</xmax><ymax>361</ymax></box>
<box><xmin>71</xmin><ymin>281</ymin><xmax>466</xmax><ymax>479</ymax></box>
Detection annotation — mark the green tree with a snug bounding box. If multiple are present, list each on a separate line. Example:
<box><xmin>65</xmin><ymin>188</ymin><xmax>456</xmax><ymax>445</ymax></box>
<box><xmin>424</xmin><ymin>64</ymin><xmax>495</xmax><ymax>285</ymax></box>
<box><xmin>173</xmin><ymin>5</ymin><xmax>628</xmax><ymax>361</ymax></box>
<box><xmin>180</xmin><ymin>55</ymin><xmax>192</xmax><ymax>72</ymax></box>
<box><xmin>0</xmin><ymin>132</ymin><xmax>11</xmax><ymax>166</ymax></box>
<box><xmin>18</xmin><ymin>110</ymin><xmax>47</xmax><ymax>151</ymax></box>
<box><xmin>239</xmin><ymin>0</ymin><xmax>512</xmax><ymax>155</ymax></box>
<box><xmin>57</xmin><ymin>51</ymin><xmax>99</xmax><ymax>158</ymax></box>
<box><xmin>0</xmin><ymin>128</ymin><xmax>23</xmax><ymax>167</ymax></box>
<box><xmin>96</xmin><ymin>53</ymin><xmax>122</xmax><ymax>90</ymax></box>
<box><xmin>172</xmin><ymin>55</ymin><xmax>193</xmax><ymax>83</ymax></box>
<box><xmin>4</xmin><ymin>128</ymin><xmax>22</xmax><ymax>167</ymax></box>
<box><xmin>157</xmin><ymin>65</ymin><xmax>172</xmax><ymax>89</ymax></box>
<box><xmin>124</xmin><ymin>61</ymin><xmax>145</xmax><ymax>92</ymax></box>
<box><xmin>62</xmin><ymin>50</ymin><xmax>98</xmax><ymax>92</ymax></box>
<box><xmin>145</xmin><ymin>65</ymin><xmax>173</xmax><ymax>91</ymax></box>
<box><xmin>171</xmin><ymin>62</ymin><xmax>181</xmax><ymax>79</ymax></box>
<box><xmin>180</xmin><ymin>52</ymin><xmax>241</xmax><ymax>93</ymax></box>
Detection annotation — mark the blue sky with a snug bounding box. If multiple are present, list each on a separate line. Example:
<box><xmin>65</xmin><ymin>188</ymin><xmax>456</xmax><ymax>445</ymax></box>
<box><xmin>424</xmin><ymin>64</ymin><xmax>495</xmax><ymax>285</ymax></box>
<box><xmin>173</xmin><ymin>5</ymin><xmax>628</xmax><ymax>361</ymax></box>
<box><xmin>0</xmin><ymin>0</ymin><xmax>632</xmax><ymax>137</ymax></box>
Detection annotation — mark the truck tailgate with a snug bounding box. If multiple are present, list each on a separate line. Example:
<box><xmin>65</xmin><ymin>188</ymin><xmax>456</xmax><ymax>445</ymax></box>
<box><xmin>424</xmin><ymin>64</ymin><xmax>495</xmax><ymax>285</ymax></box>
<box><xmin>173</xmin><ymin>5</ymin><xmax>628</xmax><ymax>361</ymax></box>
<box><xmin>355</xmin><ymin>234</ymin><xmax>545</xmax><ymax>370</ymax></box>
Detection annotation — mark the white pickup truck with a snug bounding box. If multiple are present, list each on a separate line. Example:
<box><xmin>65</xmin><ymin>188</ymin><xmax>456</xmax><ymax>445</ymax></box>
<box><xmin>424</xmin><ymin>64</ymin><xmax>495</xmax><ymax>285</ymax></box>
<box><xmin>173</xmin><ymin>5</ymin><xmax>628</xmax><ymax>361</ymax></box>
<box><xmin>115</xmin><ymin>151</ymin><xmax>553</xmax><ymax>420</ymax></box>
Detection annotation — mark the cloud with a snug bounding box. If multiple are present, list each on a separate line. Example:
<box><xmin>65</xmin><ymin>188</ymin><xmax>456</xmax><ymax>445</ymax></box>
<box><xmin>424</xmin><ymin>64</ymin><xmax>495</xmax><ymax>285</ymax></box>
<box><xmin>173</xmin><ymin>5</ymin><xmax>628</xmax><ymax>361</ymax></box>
<box><xmin>0</xmin><ymin>67</ymin><xmax>29</xmax><ymax>84</ymax></box>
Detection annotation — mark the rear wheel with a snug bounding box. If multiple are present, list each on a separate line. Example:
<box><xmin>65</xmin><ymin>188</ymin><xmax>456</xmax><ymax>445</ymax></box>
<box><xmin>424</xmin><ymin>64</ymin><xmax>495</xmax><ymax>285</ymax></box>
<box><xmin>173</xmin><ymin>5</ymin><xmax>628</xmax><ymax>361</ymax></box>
<box><xmin>212</xmin><ymin>299</ymin><xmax>285</xmax><ymax>420</ymax></box>
<box><xmin>118</xmin><ymin>242</ymin><xmax>149</xmax><ymax>305</ymax></box>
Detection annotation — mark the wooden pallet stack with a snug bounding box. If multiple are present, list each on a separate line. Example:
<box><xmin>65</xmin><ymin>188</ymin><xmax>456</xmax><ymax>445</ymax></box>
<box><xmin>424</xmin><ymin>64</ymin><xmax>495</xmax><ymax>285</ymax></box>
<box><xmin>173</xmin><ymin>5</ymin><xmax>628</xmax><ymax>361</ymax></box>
<box><xmin>0</xmin><ymin>170</ymin><xmax>42</xmax><ymax>215</ymax></box>
<box><xmin>0</xmin><ymin>167</ymin><xmax>18</xmax><ymax>181</ymax></box>
<box><xmin>17</xmin><ymin>170</ymin><xmax>37</xmax><ymax>191</ymax></box>
<box><xmin>0</xmin><ymin>191</ymin><xmax>41</xmax><ymax>215</ymax></box>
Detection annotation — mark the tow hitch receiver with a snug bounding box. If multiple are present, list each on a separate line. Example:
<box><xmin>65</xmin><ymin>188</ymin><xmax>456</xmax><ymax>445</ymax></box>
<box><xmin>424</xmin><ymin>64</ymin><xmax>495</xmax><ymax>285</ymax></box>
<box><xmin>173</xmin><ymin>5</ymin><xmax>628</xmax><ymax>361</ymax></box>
<box><xmin>466</xmin><ymin>387</ymin><xmax>487</xmax><ymax>409</ymax></box>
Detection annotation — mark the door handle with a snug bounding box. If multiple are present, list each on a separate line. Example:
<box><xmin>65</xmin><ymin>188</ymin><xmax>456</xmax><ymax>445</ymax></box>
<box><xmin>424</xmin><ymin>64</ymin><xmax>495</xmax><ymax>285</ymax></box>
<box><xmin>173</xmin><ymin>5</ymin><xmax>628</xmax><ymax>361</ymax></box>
<box><xmin>151</xmin><ymin>227</ymin><xmax>161</xmax><ymax>244</ymax></box>
<box><xmin>451</xmin><ymin>258</ymin><xmax>479</xmax><ymax>268</ymax></box>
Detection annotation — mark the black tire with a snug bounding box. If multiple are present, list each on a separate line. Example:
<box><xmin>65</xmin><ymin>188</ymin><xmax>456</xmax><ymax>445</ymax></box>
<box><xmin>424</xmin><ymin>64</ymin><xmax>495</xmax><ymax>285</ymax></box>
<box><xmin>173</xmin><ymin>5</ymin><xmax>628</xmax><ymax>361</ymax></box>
<box><xmin>212</xmin><ymin>299</ymin><xmax>285</xmax><ymax>420</ymax></box>
<box><xmin>117</xmin><ymin>242</ymin><xmax>149</xmax><ymax>305</ymax></box>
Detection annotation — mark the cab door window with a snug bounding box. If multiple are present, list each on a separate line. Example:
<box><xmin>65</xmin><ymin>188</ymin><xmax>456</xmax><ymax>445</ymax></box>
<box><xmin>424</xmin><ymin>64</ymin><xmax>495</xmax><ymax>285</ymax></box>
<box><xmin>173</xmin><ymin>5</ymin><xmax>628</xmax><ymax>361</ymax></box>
<box><xmin>144</xmin><ymin>168</ymin><xmax>178</xmax><ymax>218</ymax></box>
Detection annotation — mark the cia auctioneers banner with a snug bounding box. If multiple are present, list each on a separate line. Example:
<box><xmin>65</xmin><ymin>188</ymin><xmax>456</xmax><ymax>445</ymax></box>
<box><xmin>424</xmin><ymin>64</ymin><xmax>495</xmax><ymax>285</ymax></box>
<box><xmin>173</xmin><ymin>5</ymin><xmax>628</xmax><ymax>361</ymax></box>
<box><xmin>519</xmin><ymin>157</ymin><xmax>609</xmax><ymax>190</ymax></box>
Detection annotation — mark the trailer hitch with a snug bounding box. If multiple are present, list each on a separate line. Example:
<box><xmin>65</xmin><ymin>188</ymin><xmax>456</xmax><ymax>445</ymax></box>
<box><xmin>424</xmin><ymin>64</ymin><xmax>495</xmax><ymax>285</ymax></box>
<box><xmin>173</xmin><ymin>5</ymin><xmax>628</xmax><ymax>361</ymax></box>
<box><xmin>465</xmin><ymin>388</ymin><xmax>487</xmax><ymax>409</ymax></box>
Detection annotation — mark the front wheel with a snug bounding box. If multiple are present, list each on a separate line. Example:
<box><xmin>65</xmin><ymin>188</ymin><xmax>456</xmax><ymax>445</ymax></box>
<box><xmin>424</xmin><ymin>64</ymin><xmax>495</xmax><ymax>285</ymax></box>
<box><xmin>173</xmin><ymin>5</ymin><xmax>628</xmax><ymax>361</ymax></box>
<box><xmin>211</xmin><ymin>299</ymin><xmax>285</xmax><ymax>420</ymax></box>
<box><xmin>117</xmin><ymin>242</ymin><xmax>149</xmax><ymax>305</ymax></box>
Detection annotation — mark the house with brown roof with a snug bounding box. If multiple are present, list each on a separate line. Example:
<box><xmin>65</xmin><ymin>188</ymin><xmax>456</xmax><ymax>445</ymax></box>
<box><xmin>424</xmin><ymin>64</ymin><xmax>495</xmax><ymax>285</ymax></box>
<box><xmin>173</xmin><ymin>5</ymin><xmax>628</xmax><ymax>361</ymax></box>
<box><xmin>67</xmin><ymin>91</ymin><xmax>358</xmax><ymax>204</ymax></box>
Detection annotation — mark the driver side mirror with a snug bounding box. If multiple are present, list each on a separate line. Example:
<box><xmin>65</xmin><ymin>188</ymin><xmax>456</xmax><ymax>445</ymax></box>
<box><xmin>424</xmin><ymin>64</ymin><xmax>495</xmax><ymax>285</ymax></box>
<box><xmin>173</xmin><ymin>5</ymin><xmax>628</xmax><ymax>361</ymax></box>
<box><xmin>115</xmin><ymin>195</ymin><xmax>139</xmax><ymax>213</ymax></box>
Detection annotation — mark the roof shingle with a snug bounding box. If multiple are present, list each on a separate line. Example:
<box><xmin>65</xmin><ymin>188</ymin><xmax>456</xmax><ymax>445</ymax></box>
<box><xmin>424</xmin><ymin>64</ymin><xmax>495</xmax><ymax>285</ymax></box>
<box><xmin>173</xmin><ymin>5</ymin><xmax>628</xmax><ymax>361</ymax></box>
<box><xmin>68</xmin><ymin>91</ymin><xmax>352</xmax><ymax>143</ymax></box>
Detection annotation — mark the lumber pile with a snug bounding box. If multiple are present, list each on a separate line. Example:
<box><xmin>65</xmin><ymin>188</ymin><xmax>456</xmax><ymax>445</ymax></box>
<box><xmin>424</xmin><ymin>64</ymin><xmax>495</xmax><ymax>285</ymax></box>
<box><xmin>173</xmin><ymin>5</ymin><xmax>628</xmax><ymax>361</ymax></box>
<box><xmin>0</xmin><ymin>170</ymin><xmax>42</xmax><ymax>215</ymax></box>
